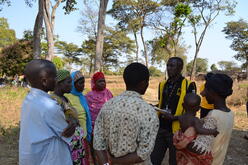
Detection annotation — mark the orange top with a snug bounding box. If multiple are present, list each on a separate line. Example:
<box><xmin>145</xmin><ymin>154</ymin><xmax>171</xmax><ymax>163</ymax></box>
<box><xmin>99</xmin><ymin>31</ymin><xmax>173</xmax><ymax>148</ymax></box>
<box><xmin>200</xmin><ymin>84</ymin><xmax>214</xmax><ymax>109</ymax></box>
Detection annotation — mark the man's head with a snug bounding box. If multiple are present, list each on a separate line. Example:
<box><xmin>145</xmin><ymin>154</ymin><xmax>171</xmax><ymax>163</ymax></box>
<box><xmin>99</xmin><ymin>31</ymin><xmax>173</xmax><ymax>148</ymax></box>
<box><xmin>24</xmin><ymin>59</ymin><xmax>57</xmax><ymax>92</ymax></box>
<box><xmin>166</xmin><ymin>57</ymin><xmax>183</xmax><ymax>79</ymax></box>
<box><xmin>183</xmin><ymin>93</ymin><xmax>201</xmax><ymax>114</ymax></box>
<box><xmin>123</xmin><ymin>62</ymin><xmax>150</xmax><ymax>95</ymax></box>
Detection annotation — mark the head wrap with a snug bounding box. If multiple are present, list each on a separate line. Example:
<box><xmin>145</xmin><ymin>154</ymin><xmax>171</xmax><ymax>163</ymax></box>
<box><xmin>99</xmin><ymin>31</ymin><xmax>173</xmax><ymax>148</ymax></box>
<box><xmin>56</xmin><ymin>69</ymin><xmax>70</xmax><ymax>82</ymax></box>
<box><xmin>91</xmin><ymin>72</ymin><xmax>105</xmax><ymax>91</ymax></box>
<box><xmin>70</xmin><ymin>71</ymin><xmax>92</xmax><ymax>141</ymax></box>
<box><xmin>73</xmin><ymin>71</ymin><xmax>84</xmax><ymax>83</ymax></box>
<box><xmin>205</xmin><ymin>73</ymin><xmax>233</xmax><ymax>98</ymax></box>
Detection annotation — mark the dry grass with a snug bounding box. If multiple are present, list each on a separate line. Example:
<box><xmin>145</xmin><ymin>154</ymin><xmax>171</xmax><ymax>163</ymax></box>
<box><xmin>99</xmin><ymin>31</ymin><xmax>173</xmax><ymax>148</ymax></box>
<box><xmin>0</xmin><ymin>76</ymin><xmax>247</xmax><ymax>165</ymax></box>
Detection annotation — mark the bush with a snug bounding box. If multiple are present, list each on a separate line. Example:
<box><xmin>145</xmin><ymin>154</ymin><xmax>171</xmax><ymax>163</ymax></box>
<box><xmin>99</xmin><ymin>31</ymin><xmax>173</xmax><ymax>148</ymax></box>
<box><xmin>149</xmin><ymin>66</ymin><xmax>163</xmax><ymax>77</ymax></box>
<box><xmin>0</xmin><ymin>40</ymin><xmax>33</xmax><ymax>77</ymax></box>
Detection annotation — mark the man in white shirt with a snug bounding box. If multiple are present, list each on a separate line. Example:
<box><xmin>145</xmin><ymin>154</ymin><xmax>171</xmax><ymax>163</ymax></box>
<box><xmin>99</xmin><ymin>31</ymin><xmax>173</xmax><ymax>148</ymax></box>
<box><xmin>19</xmin><ymin>59</ymin><xmax>75</xmax><ymax>165</ymax></box>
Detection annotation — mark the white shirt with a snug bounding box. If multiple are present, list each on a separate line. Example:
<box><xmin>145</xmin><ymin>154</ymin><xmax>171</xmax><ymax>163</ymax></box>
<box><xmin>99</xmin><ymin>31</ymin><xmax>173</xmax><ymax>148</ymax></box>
<box><xmin>19</xmin><ymin>88</ymin><xmax>72</xmax><ymax>165</ymax></box>
<box><xmin>209</xmin><ymin>109</ymin><xmax>234</xmax><ymax>165</ymax></box>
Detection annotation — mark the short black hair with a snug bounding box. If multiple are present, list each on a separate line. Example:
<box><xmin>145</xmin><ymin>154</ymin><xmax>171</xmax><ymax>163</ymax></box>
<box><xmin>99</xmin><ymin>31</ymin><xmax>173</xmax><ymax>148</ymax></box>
<box><xmin>168</xmin><ymin>57</ymin><xmax>184</xmax><ymax>68</ymax></box>
<box><xmin>205</xmin><ymin>73</ymin><xmax>233</xmax><ymax>98</ymax></box>
<box><xmin>24</xmin><ymin>59</ymin><xmax>56</xmax><ymax>85</ymax></box>
<box><xmin>123</xmin><ymin>62</ymin><xmax>149</xmax><ymax>87</ymax></box>
<box><xmin>184</xmin><ymin>93</ymin><xmax>201</xmax><ymax>107</ymax></box>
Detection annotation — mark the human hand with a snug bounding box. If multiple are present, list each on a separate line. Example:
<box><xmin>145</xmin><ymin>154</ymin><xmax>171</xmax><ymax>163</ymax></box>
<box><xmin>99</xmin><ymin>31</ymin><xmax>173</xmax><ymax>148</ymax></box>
<box><xmin>161</xmin><ymin>111</ymin><xmax>174</xmax><ymax>121</ymax></box>
<box><xmin>213</xmin><ymin>128</ymin><xmax>219</xmax><ymax>137</ymax></box>
<box><xmin>62</xmin><ymin>122</ymin><xmax>77</xmax><ymax>137</ymax></box>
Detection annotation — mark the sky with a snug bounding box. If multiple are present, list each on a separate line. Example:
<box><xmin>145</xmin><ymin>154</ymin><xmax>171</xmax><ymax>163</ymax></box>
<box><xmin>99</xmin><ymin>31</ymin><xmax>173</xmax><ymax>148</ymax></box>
<box><xmin>1</xmin><ymin>0</ymin><xmax>247</xmax><ymax>70</ymax></box>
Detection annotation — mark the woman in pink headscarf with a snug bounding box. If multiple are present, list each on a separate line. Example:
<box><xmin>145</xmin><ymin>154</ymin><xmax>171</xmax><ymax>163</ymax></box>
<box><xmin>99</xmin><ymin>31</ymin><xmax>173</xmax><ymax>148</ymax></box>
<box><xmin>86</xmin><ymin>72</ymin><xmax>113</xmax><ymax>129</ymax></box>
<box><xmin>85</xmin><ymin>72</ymin><xmax>113</xmax><ymax>165</ymax></box>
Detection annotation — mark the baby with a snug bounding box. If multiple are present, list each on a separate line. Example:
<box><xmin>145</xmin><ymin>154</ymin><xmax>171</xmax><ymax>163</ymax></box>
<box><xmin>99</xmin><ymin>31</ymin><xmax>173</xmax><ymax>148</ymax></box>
<box><xmin>173</xmin><ymin>93</ymin><xmax>218</xmax><ymax>150</ymax></box>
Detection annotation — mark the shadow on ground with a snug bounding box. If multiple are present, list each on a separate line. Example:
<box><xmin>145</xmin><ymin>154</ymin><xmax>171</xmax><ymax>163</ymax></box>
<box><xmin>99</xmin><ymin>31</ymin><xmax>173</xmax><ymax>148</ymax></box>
<box><xmin>0</xmin><ymin>125</ymin><xmax>19</xmax><ymax>165</ymax></box>
<box><xmin>0</xmin><ymin>126</ymin><xmax>247</xmax><ymax>165</ymax></box>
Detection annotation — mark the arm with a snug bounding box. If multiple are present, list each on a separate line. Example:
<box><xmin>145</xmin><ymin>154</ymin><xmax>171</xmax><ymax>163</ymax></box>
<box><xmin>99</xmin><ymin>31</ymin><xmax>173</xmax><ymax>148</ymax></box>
<box><xmin>187</xmin><ymin>117</ymin><xmax>217</xmax><ymax>154</ymax></box>
<box><xmin>93</xmin><ymin>110</ymin><xmax>109</xmax><ymax>164</ymax></box>
<box><xmin>194</xmin><ymin>118</ymin><xmax>218</xmax><ymax>137</ymax></box>
<box><xmin>44</xmin><ymin>103</ymin><xmax>72</xmax><ymax>144</ymax></box>
<box><xmin>110</xmin><ymin>152</ymin><xmax>143</xmax><ymax>164</ymax></box>
<box><xmin>95</xmin><ymin>150</ymin><xmax>109</xmax><ymax>165</ymax></box>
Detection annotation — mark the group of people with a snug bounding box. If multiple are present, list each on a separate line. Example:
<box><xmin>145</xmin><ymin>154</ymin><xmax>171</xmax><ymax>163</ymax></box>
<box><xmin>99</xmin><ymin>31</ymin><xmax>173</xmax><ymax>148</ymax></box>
<box><xmin>19</xmin><ymin>57</ymin><xmax>234</xmax><ymax>165</ymax></box>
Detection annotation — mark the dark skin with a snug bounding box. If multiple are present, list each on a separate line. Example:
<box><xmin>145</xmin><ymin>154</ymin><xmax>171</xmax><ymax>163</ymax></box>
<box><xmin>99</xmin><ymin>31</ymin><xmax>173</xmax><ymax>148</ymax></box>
<box><xmin>179</xmin><ymin>94</ymin><xmax>218</xmax><ymax>137</ymax></box>
<box><xmin>159</xmin><ymin>58</ymin><xmax>183</xmax><ymax>121</ymax></box>
<box><xmin>186</xmin><ymin>87</ymin><xmax>230</xmax><ymax>154</ymax></box>
<box><xmin>74</xmin><ymin>77</ymin><xmax>85</xmax><ymax>92</ymax></box>
<box><xmin>95</xmin><ymin>79</ymin><xmax>149</xmax><ymax>165</ymax></box>
<box><xmin>54</xmin><ymin>76</ymin><xmax>77</xmax><ymax>138</ymax></box>
<box><xmin>95</xmin><ymin>78</ymin><xmax>106</xmax><ymax>91</ymax></box>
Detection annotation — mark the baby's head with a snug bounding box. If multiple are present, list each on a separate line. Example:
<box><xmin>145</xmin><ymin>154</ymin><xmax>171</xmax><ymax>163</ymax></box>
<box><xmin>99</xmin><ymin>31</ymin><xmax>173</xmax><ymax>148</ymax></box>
<box><xmin>183</xmin><ymin>93</ymin><xmax>201</xmax><ymax>114</ymax></box>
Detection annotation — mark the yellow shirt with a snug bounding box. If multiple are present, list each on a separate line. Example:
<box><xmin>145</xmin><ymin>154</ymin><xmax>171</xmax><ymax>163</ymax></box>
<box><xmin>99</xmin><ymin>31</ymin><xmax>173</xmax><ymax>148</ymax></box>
<box><xmin>65</xmin><ymin>94</ymin><xmax>87</xmax><ymax>139</ymax></box>
<box><xmin>200</xmin><ymin>84</ymin><xmax>214</xmax><ymax>109</ymax></box>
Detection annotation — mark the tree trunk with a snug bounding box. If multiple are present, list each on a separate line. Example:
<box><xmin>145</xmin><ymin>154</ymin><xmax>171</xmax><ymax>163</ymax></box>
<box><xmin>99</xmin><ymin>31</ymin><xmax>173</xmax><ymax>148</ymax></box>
<box><xmin>43</xmin><ymin>0</ymin><xmax>61</xmax><ymax>61</ymax></box>
<box><xmin>33</xmin><ymin>0</ymin><xmax>44</xmax><ymax>59</ymax></box>
<box><xmin>94</xmin><ymin>0</ymin><xmax>109</xmax><ymax>72</ymax></box>
<box><xmin>133</xmin><ymin>31</ymin><xmax>139</xmax><ymax>62</ymax></box>
<box><xmin>190</xmin><ymin>48</ymin><xmax>199</xmax><ymax>80</ymax></box>
<box><xmin>246</xmin><ymin>58</ymin><xmax>248</xmax><ymax>80</ymax></box>
<box><xmin>140</xmin><ymin>26</ymin><xmax>148</xmax><ymax>67</ymax></box>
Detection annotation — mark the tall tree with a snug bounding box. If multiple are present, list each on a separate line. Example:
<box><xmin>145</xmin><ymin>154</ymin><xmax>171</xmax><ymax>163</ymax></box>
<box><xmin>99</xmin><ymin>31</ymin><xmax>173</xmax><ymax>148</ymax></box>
<box><xmin>108</xmin><ymin>0</ymin><xmax>141</xmax><ymax>62</ymax></box>
<box><xmin>94</xmin><ymin>0</ymin><xmax>109</xmax><ymax>72</ymax></box>
<box><xmin>150</xmin><ymin>2</ymin><xmax>191</xmax><ymax>58</ymax></box>
<box><xmin>223</xmin><ymin>19</ymin><xmax>248</xmax><ymax>79</ymax></box>
<box><xmin>109</xmin><ymin>0</ymin><xmax>160</xmax><ymax>67</ymax></box>
<box><xmin>55</xmin><ymin>41</ymin><xmax>82</xmax><ymax>64</ymax></box>
<box><xmin>218</xmin><ymin>60</ymin><xmax>237</xmax><ymax>71</ymax></box>
<box><xmin>82</xmin><ymin>26</ymin><xmax>135</xmax><ymax>72</ymax></box>
<box><xmin>188</xmin><ymin>0</ymin><xmax>236</xmax><ymax>79</ymax></box>
<box><xmin>33</xmin><ymin>0</ymin><xmax>44</xmax><ymax>59</ymax></box>
<box><xmin>0</xmin><ymin>17</ymin><xmax>16</xmax><ymax>48</ymax></box>
<box><xmin>186</xmin><ymin>57</ymin><xmax>208</xmax><ymax>74</ymax></box>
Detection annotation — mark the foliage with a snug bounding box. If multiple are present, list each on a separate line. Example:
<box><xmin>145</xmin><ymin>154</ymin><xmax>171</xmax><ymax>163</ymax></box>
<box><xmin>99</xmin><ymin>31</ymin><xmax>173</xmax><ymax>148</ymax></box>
<box><xmin>218</xmin><ymin>60</ymin><xmax>238</xmax><ymax>71</ymax></box>
<box><xmin>210</xmin><ymin>63</ymin><xmax>218</xmax><ymax>71</ymax></box>
<box><xmin>52</xmin><ymin>56</ymin><xmax>65</xmax><ymax>69</ymax></box>
<box><xmin>149</xmin><ymin>66</ymin><xmax>163</xmax><ymax>77</ymax></box>
<box><xmin>55</xmin><ymin>41</ymin><xmax>82</xmax><ymax>64</ymax></box>
<box><xmin>150</xmin><ymin>36</ymin><xmax>187</xmax><ymax>65</ymax></box>
<box><xmin>77</xmin><ymin>1</ymin><xmax>98</xmax><ymax>38</ymax></box>
<box><xmin>81</xmin><ymin>26</ymin><xmax>135</xmax><ymax>71</ymax></box>
<box><xmin>149</xmin><ymin>2</ymin><xmax>191</xmax><ymax>60</ymax></box>
<box><xmin>186</xmin><ymin>58</ymin><xmax>208</xmax><ymax>74</ymax></box>
<box><xmin>222</xmin><ymin>19</ymin><xmax>248</xmax><ymax>76</ymax></box>
<box><xmin>0</xmin><ymin>40</ymin><xmax>33</xmax><ymax>77</ymax></box>
<box><xmin>0</xmin><ymin>17</ymin><xmax>16</xmax><ymax>48</ymax></box>
<box><xmin>188</xmin><ymin>0</ymin><xmax>237</xmax><ymax>78</ymax></box>
<box><xmin>0</xmin><ymin>0</ymin><xmax>11</xmax><ymax>11</ymax></box>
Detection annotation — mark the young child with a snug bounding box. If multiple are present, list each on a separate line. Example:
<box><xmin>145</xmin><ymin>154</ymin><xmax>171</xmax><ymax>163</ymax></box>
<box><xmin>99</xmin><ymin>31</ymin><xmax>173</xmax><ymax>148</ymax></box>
<box><xmin>51</xmin><ymin>69</ymin><xmax>86</xmax><ymax>165</ymax></box>
<box><xmin>173</xmin><ymin>93</ymin><xmax>218</xmax><ymax>165</ymax></box>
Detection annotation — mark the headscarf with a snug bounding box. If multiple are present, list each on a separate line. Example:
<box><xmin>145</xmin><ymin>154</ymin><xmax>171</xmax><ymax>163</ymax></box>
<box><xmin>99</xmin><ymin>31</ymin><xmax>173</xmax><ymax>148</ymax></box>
<box><xmin>86</xmin><ymin>72</ymin><xmax>113</xmax><ymax>128</ymax></box>
<box><xmin>56</xmin><ymin>69</ymin><xmax>70</xmax><ymax>82</ymax></box>
<box><xmin>70</xmin><ymin>71</ymin><xmax>92</xmax><ymax>141</ymax></box>
<box><xmin>91</xmin><ymin>72</ymin><xmax>105</xmax><ymax>91</ymax></box>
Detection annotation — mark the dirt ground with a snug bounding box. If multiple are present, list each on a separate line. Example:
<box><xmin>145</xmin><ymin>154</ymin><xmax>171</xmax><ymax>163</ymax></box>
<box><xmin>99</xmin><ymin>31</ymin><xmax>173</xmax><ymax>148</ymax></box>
<box><xmin>0</xmin><ymin>77</ymin><xmax>247</xmax><ymax>165</ymax></box>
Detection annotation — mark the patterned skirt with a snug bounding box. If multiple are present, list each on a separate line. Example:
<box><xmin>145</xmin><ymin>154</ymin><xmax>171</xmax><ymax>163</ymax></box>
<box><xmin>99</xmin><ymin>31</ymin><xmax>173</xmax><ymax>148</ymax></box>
<box><xmin>70</xmin><ymin>127</ymin><xmax>86</xmax><ymax>165</ymax></box>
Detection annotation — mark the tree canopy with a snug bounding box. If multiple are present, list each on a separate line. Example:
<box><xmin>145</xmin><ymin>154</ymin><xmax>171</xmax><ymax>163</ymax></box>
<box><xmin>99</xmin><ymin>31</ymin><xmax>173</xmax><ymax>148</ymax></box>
<box><xmin>0</xmin><ymin>17</ymin><xmax>16</xmax><ymax>48</ymax></box>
